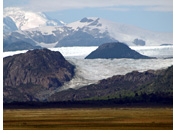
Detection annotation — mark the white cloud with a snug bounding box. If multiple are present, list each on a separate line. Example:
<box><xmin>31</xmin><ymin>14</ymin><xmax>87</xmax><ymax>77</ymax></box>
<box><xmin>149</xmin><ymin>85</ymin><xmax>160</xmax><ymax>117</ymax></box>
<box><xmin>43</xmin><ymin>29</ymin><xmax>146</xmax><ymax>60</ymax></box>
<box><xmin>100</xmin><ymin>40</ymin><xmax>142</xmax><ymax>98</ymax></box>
<box><xmin>146</xmin><ymin>6</ymin><xmax>173</xmax><ymax>12</ymax></box>
<box><xmin>13</xmin><ymin>0</ymin><xmax>173</xmax><ymax>12</ymax></box>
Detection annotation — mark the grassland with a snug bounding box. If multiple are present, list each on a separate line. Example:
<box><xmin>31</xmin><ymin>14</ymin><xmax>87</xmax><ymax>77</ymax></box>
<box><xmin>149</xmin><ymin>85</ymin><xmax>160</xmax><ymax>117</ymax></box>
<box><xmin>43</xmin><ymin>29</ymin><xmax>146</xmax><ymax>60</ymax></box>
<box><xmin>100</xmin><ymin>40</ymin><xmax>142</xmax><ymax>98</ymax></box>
<box><xmin>3</xmin><ymin>108</ymin><xmax>173</xmax><ymax>130</ymax></box>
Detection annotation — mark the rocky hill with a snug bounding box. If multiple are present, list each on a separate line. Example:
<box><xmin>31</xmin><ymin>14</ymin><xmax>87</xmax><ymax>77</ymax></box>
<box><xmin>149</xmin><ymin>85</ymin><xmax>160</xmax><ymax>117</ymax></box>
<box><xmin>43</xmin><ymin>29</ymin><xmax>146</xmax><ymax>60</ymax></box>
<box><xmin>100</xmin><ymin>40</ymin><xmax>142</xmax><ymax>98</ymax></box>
<box><xmin>85</xmin><ymin>42</ymin><xmax>153</xmax><ymax>59</ymax></box>
<box><xmin>3</xmin><ymin>49</ymin><xmax>75</xmax><ymax>103</ymax></box>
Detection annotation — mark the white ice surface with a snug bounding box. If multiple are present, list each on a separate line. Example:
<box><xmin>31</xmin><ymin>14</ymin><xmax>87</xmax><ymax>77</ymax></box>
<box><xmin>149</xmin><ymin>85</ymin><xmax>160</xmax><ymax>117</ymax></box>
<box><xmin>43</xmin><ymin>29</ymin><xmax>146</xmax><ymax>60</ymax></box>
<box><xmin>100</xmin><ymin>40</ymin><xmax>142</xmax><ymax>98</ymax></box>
<box><xmin>130</xmin><ymin>46</ymin><xmax>173</xmax><ymax>58</ymax></box>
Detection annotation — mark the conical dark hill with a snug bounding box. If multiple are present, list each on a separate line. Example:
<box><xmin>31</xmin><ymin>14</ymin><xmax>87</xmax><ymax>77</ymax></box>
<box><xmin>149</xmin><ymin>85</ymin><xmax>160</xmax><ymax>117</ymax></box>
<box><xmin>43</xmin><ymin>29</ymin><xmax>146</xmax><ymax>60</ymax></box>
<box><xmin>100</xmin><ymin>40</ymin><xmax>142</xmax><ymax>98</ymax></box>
<box><xmin>85</xmin><ymin>42</ymin><xmax>154</xmax><ymax>59</ymax></box>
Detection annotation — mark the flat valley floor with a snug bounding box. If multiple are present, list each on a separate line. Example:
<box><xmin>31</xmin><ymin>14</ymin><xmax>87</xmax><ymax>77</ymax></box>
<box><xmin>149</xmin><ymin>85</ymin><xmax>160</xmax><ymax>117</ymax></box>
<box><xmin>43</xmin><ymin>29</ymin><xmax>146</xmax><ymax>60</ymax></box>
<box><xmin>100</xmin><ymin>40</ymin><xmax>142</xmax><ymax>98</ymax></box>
<box><xmin>3</xmin><ymin>107</ymin><xmax>173</xmax><ymax>130</ymax></box>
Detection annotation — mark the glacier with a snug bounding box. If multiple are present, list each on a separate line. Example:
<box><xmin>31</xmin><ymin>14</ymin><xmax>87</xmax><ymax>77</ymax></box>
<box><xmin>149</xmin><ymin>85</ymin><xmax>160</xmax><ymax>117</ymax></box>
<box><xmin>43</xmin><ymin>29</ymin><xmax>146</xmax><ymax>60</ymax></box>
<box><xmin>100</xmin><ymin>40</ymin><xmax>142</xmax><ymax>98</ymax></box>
<box><xmin>3</xmin><ymin>46</ymin><xmax>173</xmax><ymax>97</ymax></box>
<box><xmin>57</xmin><ymin>57</ymin><xmax>173</xmax><ymax>91</ymax></box>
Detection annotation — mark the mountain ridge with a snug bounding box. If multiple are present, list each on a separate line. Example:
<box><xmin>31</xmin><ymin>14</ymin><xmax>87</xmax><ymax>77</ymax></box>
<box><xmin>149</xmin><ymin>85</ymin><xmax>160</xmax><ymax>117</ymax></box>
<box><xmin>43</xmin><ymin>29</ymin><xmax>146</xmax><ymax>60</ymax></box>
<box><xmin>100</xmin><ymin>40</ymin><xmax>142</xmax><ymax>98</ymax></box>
<box><xmin>3</xmin><ymin>15</ymin><xmax>173</xmax><ymax>51</ymax></box>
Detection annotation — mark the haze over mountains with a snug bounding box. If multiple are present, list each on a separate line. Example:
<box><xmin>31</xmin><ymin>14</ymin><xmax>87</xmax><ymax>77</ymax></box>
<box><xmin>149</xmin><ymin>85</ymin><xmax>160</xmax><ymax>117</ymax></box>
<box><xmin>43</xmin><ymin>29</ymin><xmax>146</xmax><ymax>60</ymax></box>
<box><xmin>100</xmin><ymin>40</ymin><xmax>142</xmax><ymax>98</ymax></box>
<box><xmin>3</xmin><ymin>7</ymin><xmax>173</xmax><ymax>52</ymax></box>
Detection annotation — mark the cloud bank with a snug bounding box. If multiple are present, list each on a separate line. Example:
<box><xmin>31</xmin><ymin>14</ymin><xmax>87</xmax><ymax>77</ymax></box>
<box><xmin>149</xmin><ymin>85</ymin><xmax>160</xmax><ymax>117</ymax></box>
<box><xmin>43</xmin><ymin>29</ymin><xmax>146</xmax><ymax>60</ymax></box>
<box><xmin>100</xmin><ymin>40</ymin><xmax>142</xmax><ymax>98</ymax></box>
<box><xmin>4</xmin><ymin>0</ymin><xmax>173</xmax><ymax>12</ymax></box>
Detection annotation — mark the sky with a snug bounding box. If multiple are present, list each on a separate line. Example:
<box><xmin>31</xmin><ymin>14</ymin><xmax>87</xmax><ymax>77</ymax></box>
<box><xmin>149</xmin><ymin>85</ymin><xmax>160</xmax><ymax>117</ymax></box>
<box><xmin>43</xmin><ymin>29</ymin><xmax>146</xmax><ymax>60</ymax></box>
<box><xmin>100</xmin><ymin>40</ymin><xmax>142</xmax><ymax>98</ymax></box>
<box><xmin>3</xmin><ymin>0</ymin><xmax>173</xmax><ymax>32</ymax></box>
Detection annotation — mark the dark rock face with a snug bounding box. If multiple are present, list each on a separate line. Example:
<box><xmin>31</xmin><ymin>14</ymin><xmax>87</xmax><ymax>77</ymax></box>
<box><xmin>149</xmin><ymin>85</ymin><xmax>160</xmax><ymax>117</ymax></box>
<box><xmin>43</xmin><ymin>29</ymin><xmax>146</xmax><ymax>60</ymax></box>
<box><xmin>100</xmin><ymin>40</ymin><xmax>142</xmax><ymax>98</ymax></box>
<box><xmin>3</xmin><ymin>49</ymin><xmax>75</xmax><ymax>103</ymax></box>
<box><xmin>85</xmin><ymin>42</ymin><xmax>153</xmax><ymax>59</ymax></box>
<box><xmin>80</xmin><ymin>17</ymin><xmax>94</xmax><ymax>23</ymax></box>
<box><xmin>48</xmin><ymin>70</ymin><xmax>160</xmax><ymax>102</ymax></box>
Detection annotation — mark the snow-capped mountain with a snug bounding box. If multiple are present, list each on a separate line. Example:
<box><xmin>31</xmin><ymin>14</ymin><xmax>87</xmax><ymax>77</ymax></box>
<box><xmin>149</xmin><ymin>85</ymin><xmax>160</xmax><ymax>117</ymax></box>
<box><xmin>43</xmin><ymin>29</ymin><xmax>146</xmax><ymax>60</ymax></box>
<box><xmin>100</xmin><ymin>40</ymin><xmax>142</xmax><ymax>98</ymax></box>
<box><xmin>67</xmin><ymin>17</ymin><xmax>173</xmax><ymax>46</ymax></box>
<box><xmin>3</xmin><ymin>7</ymin><xmax>65</xmax><ymax>31</ymax></box>
<box><xmin>3</xmin><ymin>17</ymin><xmax>173</xmax><ymax>51</ymax></box>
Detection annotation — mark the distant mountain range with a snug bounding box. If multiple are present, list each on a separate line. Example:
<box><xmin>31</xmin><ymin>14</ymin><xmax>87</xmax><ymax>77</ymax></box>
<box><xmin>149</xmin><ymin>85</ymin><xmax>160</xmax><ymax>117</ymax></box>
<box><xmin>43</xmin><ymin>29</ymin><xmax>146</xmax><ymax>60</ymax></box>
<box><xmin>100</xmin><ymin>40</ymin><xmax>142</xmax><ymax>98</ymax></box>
<box><xmin>3</xmin><ymin>7</ymin><xmax>173</xmax><ymax>52</ymax></box>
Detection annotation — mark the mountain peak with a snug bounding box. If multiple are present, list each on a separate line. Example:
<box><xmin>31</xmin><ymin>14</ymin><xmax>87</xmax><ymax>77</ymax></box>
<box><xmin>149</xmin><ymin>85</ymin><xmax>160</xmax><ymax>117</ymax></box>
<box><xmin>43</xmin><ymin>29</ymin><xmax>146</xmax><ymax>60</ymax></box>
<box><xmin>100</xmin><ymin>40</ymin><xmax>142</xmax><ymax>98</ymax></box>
<box><xmin>3</xmin><ymin>7</ymin><xmax>64</xmax><ymax>31</ymax></box>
